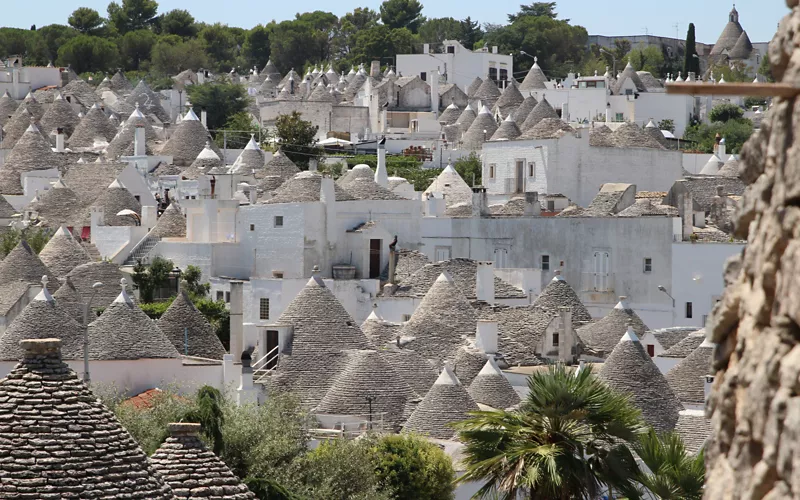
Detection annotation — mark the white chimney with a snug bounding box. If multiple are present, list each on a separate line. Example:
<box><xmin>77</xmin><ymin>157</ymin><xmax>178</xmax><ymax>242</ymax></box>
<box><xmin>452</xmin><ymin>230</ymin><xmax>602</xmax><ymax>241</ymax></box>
<box><xmin>134</xmin><ymin>125</ymin><xmax>146</xmax><ymax>156</ymax></box>
<box><xmin>200</xmin><ymin>110</ymin><xmax>208</xmax><ymax>128</ymax></box>
<box><xmin>248</xmin><ymin>185</ymin><xmax>257</xmax><ymax>205</ymax></box>
<box><xmin>431</xmin><ymin>69</ymin><xmax>439</xmax><ymax>114</ymax></box>
<box><xmin>476</xmin><ymin>260</ymin><xmax>495</xmax><ymax>302</ymax></box>
<box><xmin>375</xmin><ymin>141</ymin><xmax>388</xmax><ymax>187</ymax></box>
<box><xmin>237</xmin><ymin>350</ymin><xmax>259</xmax><ymax>405</ymax></box>
<box><xmin>423</xmin><ymin>43</ymin><xmax>430</xmax><ymax>54</ymax></box>
<box><xmin>222</xmin><ymin>353</ymin><xmax>236</xmax><ymax>394</ymax></box>
<box><xmin>320</xmin><ymin>176</ymin><xmax>337</xmax><ymax>246</ymax></box>
<box><xmin>308</xmin><ymin>158</ymin><xmax>318</xmax><ymax>172</ymax></box>
<box><xmin>476</xmin><ymin>320</ymin><xmax>498</xmax><ymax>354</ymax></box>
<box><xmin>718</xmin><ymin>138</ymin><xmax>727</xmax><ymax>160</ymax></box>
<box><xmin>141</xmin><ymin>205</ymin><xmax>157</xmax><ymax>229</ymax></box>
<box><xmin>492</xmin><ymin>46</ymin><xmax>498</xmax><ymax>54</ymax></box>
<box><xmin>230</xmin><ymin>281</ymin><xmax>244</xmax><ymax>362</ymax></box>
<box><xmin>55</xmin><ymin>128</ymin><xmax>65</xmax><ymax>152</ymax></box>
<box><xmin>704</xmin><ymin>374</ymin><xmax>715</xmax><ymax>408</ymax></box>
<box><xmin>90</xmin><ymin>206</ymin><xmax>104</xmax><ymax>228</ymax></box>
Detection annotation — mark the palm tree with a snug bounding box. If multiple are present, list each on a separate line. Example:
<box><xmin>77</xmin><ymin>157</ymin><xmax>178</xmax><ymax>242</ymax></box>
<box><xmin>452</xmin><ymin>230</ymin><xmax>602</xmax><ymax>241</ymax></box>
<box><xmin>632</xmin><ymin>429</ymin><xmax>705</xmax><ymax>500</ymax></box>
<box><xmin>454</xmin><ymin>364</ymin><xmax>645</xmax><ymax>500</ymax></box>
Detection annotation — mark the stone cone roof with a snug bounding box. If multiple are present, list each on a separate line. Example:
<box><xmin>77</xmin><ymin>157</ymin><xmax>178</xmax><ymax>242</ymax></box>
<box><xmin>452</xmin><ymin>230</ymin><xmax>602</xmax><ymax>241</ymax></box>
<box><xmin>472</xmin><ymin>79</ymin><xmax>502</xmax><ymax>108</ymax></box>
<box><xmin>390</xmin><ymin>258</ymin><xmax>524</xmax><ymax>300</ymax></box>
<box><xmin>316</xmin><ymin>349</ymin><xmax>418</xmax><ymax>429</ymax></box>
<box><xmin>666</xmin><ymin>338</ymin><xmax>714</xmax><ymax>405</ymax></box>
<box><xmin>265</xmin><ymin>171</ymin><xmax>355</xmax><ymax>204</ymax></box>
<box><xmin>452</xmin><ymin>345</ymin><xmax>488</xmax><ymax>386</ymax></box>
<box><xmin>612</xmin><ymin>63</ymin><xmax>648</xmax><ymax>95</ymax></box>
<box><xmin>361</xmin><ymin>312</ymin><xmax>402</xmax><ymax>346</ymax></box>
<box><xmin>467</xmin><ymin>357</ymin><xmax>521</xmax><ymax>409</ymax></box>
<box><xmin>261</xmin><ymin>59</ymin><xmax>281</xmax><ymax>80</ymax></box>
<box><xmin>590</xmin><ymin>125</ymin><xmax>616</xmax><ymax>147</ymax></box>
<box><xmin>38</xmin><ymin>226</ymin><xmax>91</xmax><ymax>278</ymax></box>
<box><xmin>439</xmin><ymin>104</ymin><xmax>462</xmax><ymax>125</ymax></box>
<box><xmin>231</xmin><ymin>135</ymin><xmax>265</xmax><ymax>174</ymax></box>
<box><xmin>462</xmin><ymin>106</ymin><xmax>498</xmax><ymax>150</ymax></box>
<box><xmin>466</xmin><ymin>77</ymin><xmax>483</xmax><ymax>98</ymax></box>
<box><xmin>717</xmin><ymin>156</ymin><xmax>741</xmax><ymax>177</ymax></box>
<box><xmin>519</xmin><ymin>61</ymin><xmax>548</xmax><ymax>91</ymax></box>
<box><xmin>636</xmin><ymin>72</ymin><xmax>663</xmax><ymax>91</ymax></box>
<box><xmin>68</xmin><ymin>104</ymin><xmax>118</xmax><ymax>148</ymax></box>
<box><xmin>336</xmin><ymin>164</ymin><xmax>373</xmax><ymax>186</ymax></box>
<box><xmin>110</xmin><ymin>70</ymin><xmax>134</xmax><ymax>94</ymax></box>
<box><xmin>259</xmin><ymin>74</ymin><xmax>277</xmax><ymax>94</ymax></box>
<box><xmin>181</xmin><ymin>141</ymin><xmax>222</xmax><ymax>179</ymax></box>
<box><xmin>40</xmin><ymin>93</ymin><xmax>80</xmax><ymax>137</ymax></box>
<box><xmin>403</xmin><ymin>366</ymin><xmax>480</xmax><ymax>439</ymax></box>
<box><xmin>0</xmin><ymin>240</ymin><xmax>59</xmax><ymax>293</ymax></box>
<box><xmin>711</xmin><ymin>14</ymin><xmax>745</xmax><ymax>55</ymax></box>
<box><xmin>378</xmin><ymin>343</ymin><xmax>439</xmax><ymax>397</ymax></box>
<box><xmin>423</xmin><ymin>163</ymin><xmax>473</xmax><ymax>207</ymax></box>
<box><xmin>490</xmin><ymin>115</ymin><xmax>522</xmax><ymax>141</ymax></box>
<box><xmin>126</xmin><ymin>80</ymin><xmax>170</xmax><ymax>122</ymax></box>
<box><xmin>267</xmin><ymin>275</ymin><xmax>372</xmax><ymax>408</ymax></box>
<box><xmin>493</xmin><ymin>80</ymin><xmax>524</xmax><ymax>119</ymax></box>
<box><xmin>399</xmin><ymin>272</ymin><xmax>478</xmax><ymax>362</ymax></box>
<box><xmin>598</xmin><ymin>328</ymin><xmax>683</xmax><ymax>432</ymax></box>
<box><xmin>81</xmin><ymin>180</ymin><xmax>142</xmax><ymax>226</ymax></box>
<box><xmin>95</xmin><ymin>76</ymin><xmax>112</xmax><ymax>95</ymax></box>
<box><xmin>532</xmin><ymin>272</ymin><xmax>592</xmax><ymax>323</ymax></box>
<box><xmin>520</xmin><ymin>97</ymin><xmax>559</xmax><ymax>132</ymax></box>
<box><xmin>0</xmin><ymin>106</ymin><xmax>41</xmax><ymax>149</ymax></box>
<box><xmin>342</xmin><ymin>178</ymin><xmax>403</xmax><ymax>201</ymax></box>
<box><xmin>150</xmin><ymin>202</ymin><xmax>186</xmax><ymax>238</ymax></box>
<box><xmin>105</xmin><ymin>106</ymin><xmax>158</xmax><ymax>158</ymax></box>
<box><xmin>0</xmin><ymin>338</ymin><xmax>174</xmax><ymax>499</ymax></box>
<box><xmin>27</xmin><ymin>181</ymin><xmax>85</xmax><ymax>229</ymax></box>
<box><xmin>308</xmin><ymin>83</ymin><xmax>335</xmax><ymax>102</ymax></box>
<box><xmin>513</xmin><ymin>95</ymin><xmax>538</xmax><ymax>126</ymax></box>
<box><xmin>160</xmin><ymin>110</ymin><xmax>221</xmax><ymax>166</ymax></box>
<box><xmin>65</xmin><ymin>261</ymin><xmax>126</xmax><ymax>309</ymax></box>
<box><xmin>20</xmin><ymin>93</ymin><xmax>44</xmax><ymax>122</ymax></box>
<box><xmin>0</xmin><ymin>191</ymin><xmax>15</xmax><ymax>218</ymax></box>
<box><xmin>455</xmin><ymin>104</ymin><xmax>477</xmax><ymax>134</ymax></box>
<box><xmin>0</xmin><ymin>122</ymin><xmax>57</xmax><ymax>194</ymax></box>
<box><xmin>265</xmin><ymin>149</ymin><xmax>301</xmax><ymax>179</ymax></box>
<box><xmin>0</xmin><ymin>286</ymin><xmax>85</xmax><ymax>360</ymax></box>
<box><xmin>157</xmin><ymin>290</ymin><xmax>226</xmax><ymax>359</ymax></box>
<box><xmin>613</xmin><ymin>122</ymin><xmax>664</xmax><ymax>149</ymax></box>
<box><xmin>0</xmin><ymin>90</ymin><xmax>19</xmax><ymax>128</ymax></box>
<box><xmin>52</xmin><ymin>276</ymin><xmax>86</xmax><ymax>323</ymax></box>
<box><xmin>150</xmin><ymin>423</ymin><xmax>255</xmax><ymax>499</ymax></box>
<box><xmin>59</xmin><ymin>78</ymin><xmax>100</xmax><ymax>110</ymax></box>
<box><xmin>729</xmin><ymin>31</ymin><xmax>753</xmax><ymax>60</ymax></box>
<box><xmin>87</xmin><ymin>285</ymin><xmax>180</xmax><ymax>360</ymax></box>
<box><xmin>577</xmin><ymin>297</ymin><xmax>649</xmax><ymax>353</ymax></box>
<box><xmin>644</xmin><ymin>121</ymin><xmax>669</xmax><ymax>147</ymax></box>
<box><xmin>674</xmin><ymin>409</ymin><xmax>711</xmax><ymax>455</ymax></box>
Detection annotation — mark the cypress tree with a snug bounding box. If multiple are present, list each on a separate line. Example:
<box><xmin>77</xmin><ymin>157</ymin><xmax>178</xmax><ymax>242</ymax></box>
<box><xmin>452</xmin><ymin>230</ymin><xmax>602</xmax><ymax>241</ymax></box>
<box><xmin>684</xmin><ymin>23</ymin><xmax>700</xmax><ymax>75</ymax></box>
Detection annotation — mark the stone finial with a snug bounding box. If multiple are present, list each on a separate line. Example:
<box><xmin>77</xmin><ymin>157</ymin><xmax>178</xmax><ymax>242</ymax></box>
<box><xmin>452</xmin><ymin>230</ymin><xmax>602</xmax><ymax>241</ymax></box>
<box><xmin>120</xmin><ymin>277</ymin><xmax>128</xmax><ymax>291</ymax></box>
<box><xmin>167</xmin><ymin>422</ymin><xmax>201</xmax><ymax>437</ymax></box>
<box><xmin>41</xmin><ymin>275</ymin><xmax>48</xmax><ymax>288</ymax></box>
<box><xmin>20</xmin><ymin>338</ymin><xmax>62</xmax><ymax>355</ymax></box>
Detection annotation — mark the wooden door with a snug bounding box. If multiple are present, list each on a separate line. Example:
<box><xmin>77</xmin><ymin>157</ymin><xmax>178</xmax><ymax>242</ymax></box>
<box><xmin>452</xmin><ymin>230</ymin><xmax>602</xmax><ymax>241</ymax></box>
<box><xmin>266</xmin><ymin>330</ymin><xmax>279</xmax><ymax>369</ymax></box>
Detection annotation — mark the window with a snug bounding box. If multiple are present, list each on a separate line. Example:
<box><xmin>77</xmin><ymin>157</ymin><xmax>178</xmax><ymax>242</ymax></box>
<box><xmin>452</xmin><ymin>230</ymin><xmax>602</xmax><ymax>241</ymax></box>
<box><xmin>225</xmin><ymin>292</ymin><xmax>230</xmax><ymax>303</ymax></box>
<box><xmin>273</xmin><ymin>271</ymin><xmax>284</xmax><ymax>278</ymax></box>
<box><xmin>615</xmin><ymin>112</ymin><xmax>624</xmax><ymax>121</ymax></box>
<box><xmin>216</xmin><ymin>291</ymin><xmax>224</xmax><ymax>301</ymax></box>
<box><xmin>499</xmin><ymin>68</ymin><xmax>508</xmax><ymax>82</ymax></box>
<box><xmin>447</xmin><ymin>45</ymin><xmax>455</xmax><ymax>54</ymax></box>
<box><xmin>489</xmin><ymin>164</ymin><xmax>496</xmax><ymax>179</ymax></box>
<box><xmin>134</xmin><ymin>195</ymin><xmax>140</xmax><ymax>202</ymax></box>
<box><xmin>541</xmin><ymin>255</ymin><xmax>550</xmax><ymax>271</ymax></box>
<box><xmin>434</xmin><ymin>246</ymin><xmax>451</xmax><ymax>262</ymax></box>
<box><xmin>402</xmin><ymin>314</ymin><xmax>411</xmax><ymax>322</ymax></box>
<box><xmin>249</xmin><ymin>224</ymin><xmax>255</xmax><ymax>231</ymax></box>
<box><xmin>528</xmin><ymin>162</ymin><xmax>535</xmax><ymax>177</ymax></box>
<box><xmin>259</xmin><ymin>298</ymin><xmax>270</xmax><ymax>320</ymax></box>
<box><xmin>547</xmin><ymin>200</ymin><xmax>555</xmax><ymax>211</ymax></box>
<box><xmin>420</xmin><ymin>71</ymin><xmax>427</xmax><ymax>81</ymax></box>
<box><xmin>274</xmin><ymin>216</ymin><xmax>283</xmax><ymax>228</ymax></box>
<box><xmin>488</xmin><ymin>67</ymin><xmax>498</xmax><ymax>82</ymax></box>
<box><xmin>685</xmin><ymin>302</ymin><xmax>693</xmax><ymax>319</ymax></box>
<box><xmin>625</xmin><ymin>88</ymin><xmax>633</xmax><ymax>96</ymax></box>
<box><xmin>552</xmin><ymin>333</ymin><xmax>559</xmax><ymax>347</ymax></box>
<box><xmin>643</xmin><ymin>258</ymin><xmax>652</xmax><ymax>273</ymax></box>
<box><xmin>647</xmin><ymin>344</ymin><xmax>655</xmax><ymax>357</ymax></box>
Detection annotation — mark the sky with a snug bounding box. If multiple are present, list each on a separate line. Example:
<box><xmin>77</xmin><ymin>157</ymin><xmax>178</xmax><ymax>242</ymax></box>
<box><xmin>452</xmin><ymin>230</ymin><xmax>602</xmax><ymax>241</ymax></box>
<box><xmin>2</xmin><ymin>0</ymin><xmax>788</xmax><ymax>45</ymax></box>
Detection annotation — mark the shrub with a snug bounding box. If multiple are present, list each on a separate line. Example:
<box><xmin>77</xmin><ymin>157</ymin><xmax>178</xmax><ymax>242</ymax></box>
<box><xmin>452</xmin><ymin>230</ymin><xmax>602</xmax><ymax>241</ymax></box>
<box><xmin>372</xmin><ymin>434</ymin><xmax>456</xmax><ymax>500</ymax></box>
<box><xmin>709</xmin><ymin>103</ymin><xmax>744</xmax><ymax>123</ymax></box>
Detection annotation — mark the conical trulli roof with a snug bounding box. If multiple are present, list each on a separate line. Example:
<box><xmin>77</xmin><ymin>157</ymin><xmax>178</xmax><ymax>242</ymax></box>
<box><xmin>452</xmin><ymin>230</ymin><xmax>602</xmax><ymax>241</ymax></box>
<box><xmin>19</xmin><ymin>93</ymin><xmax>44</xmax><ymax>121</ymax></box>
<box><xmin>666</xmin><ymin>338</ymin><xmax>714</xmax><ymax>405</ymax></box>
<box><xmin>598</xmin><ymin>328</ymin><xmax>683</xmax><ymax>432</ymax></box>
<box><xmin>493</xmin><ymin>79</ymin><xmax>524</xmax><ymax>119</ymax></box>
<box><xmin>589</xmin><ymin>124</ymin><xmax>616</xmax><ymax>147</ymax></box>
<box><xmin>0</xmin><ymin>122</ymin><xmax>57</xmax><ymax>194</ymax></box>
<box><xmin>342</xmin><ymin>178</ymin><xmax>404</xmax><ymax>201</ymax></box>
<box><xmin>125</xmin><ymin>80</ymin><xmax>170</xmax><ymax>122</ymax></box>
<box><xmin>532</xmin><ymin>272</ymin><xmax>592</xmax><ymax>323</ymax></box>
<box><xmin>316</xmin><ymin>349</ymin><xmax>418</xmax><ymax>429</ymax></box>
<box><xmin>159</xmin><ymin>109</ymin><xmax>221</xmax><ymax>166</ymax></box>
<box><xmin>519</xmin><ymin>59</ymin><xmax>548</xmax><ymax>91</ymax></box>
<box><xmin>231</xmin><ymin>135</ymin><xmax>265</xmax><ymax>174</ymax></box>
<box><xmin>399</xmin><ymin>272</ymin><xmax>478</xmax><ymax>362</ymax></box>
<box><xmin>0</xmin><ymin>240</ymin><xmax>59</xmax><ymax>293</ymax></box>
<box><xmin>110</xmin><ymin>69</ymin><xmax>134</xmax><ymax>94</ymax></box>
<box><xmin>423</xmin><ymin>163</ymin><xmax>473</xmax><ymax>207</ymax></box>
<box><xmin>462</xmin><ymin>105</ymin><xmax>498</xmax><ymax>150</ymax></box>
<box><xmin>644</xmin><ymin>119</ymin><xmax>669</xmax><ymax>147</ymax></box>
<box><xmin>336</xmin><ymin>164</ymin><xmax>373</xmax><ymax>186</ymax></box>
<box><xmin>68</xmin><ymin>104</ymin><xmax>118</xmax><ymax>148</ymax></box>
<box><xmin>0</xmin><ymin>90</ymin><xmax>19</xmax><ymax>128</ymax></box>
<box><xmin>520</xmin><ymin>96</ymin><xmax>559</xmax><ymax>132</ymax></box>
<box><xmin>157</xmin><ymin>290</ymin><xmax>226</xmax><ymax>359</ymax></box>
<box><xmin>466</xmin><ymin>77</ymin><xmax>483</xmax><ymax>98</ymax></box>
<box><xmin>0</xmin><ymin>106</ymin><xmax>40</xmax><ymax>149</ymax></box>
<box><xmin>27</xmin><ymin>180</ymin><xmax>85</xmax><ymax>228</ymax></box>
<box><xmin>729</xmin><ymin>31</ymin><xmax>754</xmax><ymax>59</ymax></box>
<box><xmin>0</xmin><ymin>285</ymin><xmax>85</xmax><ymax>360</ymax></box>
<box><xmin>105</xmin><ymin>105</ymin><xmax>158</xmax><ymax>158</ymax></box>
<box><xmin>711</xmin><ymin>10</ymin><xmax>745</xmax><ymax>55</ymax></box>
<box><xmin>149</xmin><ymin>202</ymin><xmax>186</xmax><ymax>238</ymax></box>
<box><xmin>490</xmin><ymin>114</ymin><xmax>522</xmax><ymax>141</ymax></box>
<box><xmin>52</xmin><ymin>276</ymin><xmax>86</xmax><ymax>324</ymax></box>
<box><xmin>265</xmin><ymin>171</ymin><xmax>355</xmax><ymax>204</ymax></box>
<box><xmin>81</xmin><ymin>180</ymin><xmax>142</xmax><ymax>226</ymax></box>
<box><xmin>379</xmin><ymin>343</ymin><xmax>439</xmax><ymax>397</ymax></box>
<box><xmin>472</xmin><ymin>78</ymin><xmax>502</xmax><ymax>109</ymax></box>
<box><xmin>150</xmin><ymin>423</ymin><xmax>255</xmax><ymax>499</ymax></box>
<box><xmin>361</xmin><ymin>311</ymin><xmax>402</xmax><ymax>346</ymax></box>
<box><xmin>452</xmin><ymin>345</ymin><xmax>488</xmax><ymax>386</ymax></box>
<box><xmin>95</xmin><ymin>76</ymin><xmax>112</xmax><ymax>95</ymax></box>
<box><xmin>455</xmin><ymin>104</ymin><xmax>477</xmax><ymax>134</ymax></box>
<box><xmin>265</xmin><ymin>148</ymin><xmax>301</xmax><ymax>179</ymax></box>
<box><xmin>65</xmin><ymin>261</ymin><xmax>126</xmax><ymax>309</ymax></box>
<box><xmin>39</xmin><ymin>92</ymin><xmax>80</xmax><ymax>137</ymax></box>
<box><xmin>717</xmin><ymin>156</ymin><xmax>741</xmax><ymax>177</ymax></box>
<box><xmin>439</xmin><ymin>103</ymin><xmax>462</xmax><ymax>125</ymax></box>
<box><xmin>513</xmin><ymin>95</ymin><xmax>538</xmax><ymax>126</ymax></box>
<box><xmin>467</xmin><ymin>357</ymin><xmax>521</xmax><ymax>409</ymax></box>
<box><xmin>87</xmin><ymin>282</ymin><xmax>180</xmax><ymax>360</ymax></box>
<box><xmin>59</xmin><ymin>78</ymin><xmax>100</xmax><ymax>109</ymax></box>
<box><xmin>521</xmin><ymin>117</ymin><xmax>574</xmax><ymax>140</ymax></box>
<box><xmin>267</xmin><ymin>275</ymin><xmax>373</xmax><ymax>407</ymax></box>
<box><xmin>38</xmin><ymin>225</ymin><xmax>91</xmax><ymax>278</ymax></box>
<box><xmin>261</xmin><ymin>59</ymin><xmax>281</xmax><ymax>80</ymax></box>
<box><xmin>403</xmin><ymin>366</ymin><xmax>480</xmax><ymax>439</ymax></box>
<box><xmin>577</xmin><ymin>297</ymin><xmax>649</xmax><ymax>353</ymax></box>
<box><xmin>181</xmin><ymin>141</ymin><xmax>222</xmax><ymax>179</ymax></box>
<box><xmin>612</xmin><ymin>122</ymin><xmax>664</xmax><ymax>149</ymax></box>
<box><xmin>0</xmin><ymin>338</ymin><xmax>174</xmax><ymax>499</ymax></box>
<box><xmin>612</xmin><ymin>62</ymin><xmax>648</xmax><ymax>95</ymax></box>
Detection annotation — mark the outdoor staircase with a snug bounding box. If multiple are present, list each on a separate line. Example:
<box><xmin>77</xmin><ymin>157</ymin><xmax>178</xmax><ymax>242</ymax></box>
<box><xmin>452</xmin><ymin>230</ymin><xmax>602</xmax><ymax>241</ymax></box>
<box><xmin>123</xmin><ymin>235</ymin><xmax>161</xmax><ymax>266</ymax></box>
<box><xmin>81</xmin><ymin>241</ymin><xmax>102</xmax><ymax>262</ymax></box>
<box><xmin>252</xmin><ymin>346</ymin><xmax>280</xmax><ymax>385</ymax></box>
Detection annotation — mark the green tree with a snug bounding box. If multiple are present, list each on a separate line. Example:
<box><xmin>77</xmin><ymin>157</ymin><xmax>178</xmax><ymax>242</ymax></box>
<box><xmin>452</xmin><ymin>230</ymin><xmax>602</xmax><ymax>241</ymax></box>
<box><xmin>418</xmin><ymin>17</ymin><xmax>463</xmax><ymax>45</ymax></box>
<box><xmin>455</xmin><ymin>364</ymin><xmax>645</xmax><ymax>499</ymax></box>
<box><xmin>454</xmin><ymin>153</ymin><xmax>482</xmax><ymax>186</ymax></box>
<box><xmin>150</xmin><ymin>36</ymin><xmax>207</xmax><ymax>75</ymax></box>
<box><xmin>709</xmin><ymin>103</ymin><xmax>744</xmax><ymax>122</ymax></box>
<box><xmin>684</xmin><ymin>23</ymin><xmax>700</xmax><ymax>75</ymax></box>
<box><xmin>184</xmin><ymin>386</ymin><xmax>225</xmax><ymax>456</ymax></box>
<box><xmin>0</xmin><ymin>28</ymin><xmax>35</xmax><ymax>58</ymax></box>
<box><xmin>120</xmin><ymin>29</ymin><xmax>156</xmax><ymax>70</ymax></box>
<box><xmin>632</xmin><ymin>429</ymin><xmax>705</xmax><ymax>500</ymax></box>
<box><xmin>625</xmin><ymin>45</ymin><xmax>665</xmax><ymax>76</ymax></box>
<box><xmin>56</xmin><ymin>34</ymin><xmax>118</xmax><ymax>74</ymax></box>
<box><xmin>186</xmin><ymin>80</ymin><xmax>250</xmax><ymax>130</ymax></box>
<box><xmin>380</xmin><ymin>0</ymin><xmax>425</xmax><ymax>33</ymax></box>
<box><xmin>243</xmin><ymin>478</ymin><xmax>302</xmax><ymax>500</ymax></box>
<box><xmin>658</xmin><ymin>118</ymin><xmax>675</xmax><ymax>133</ymax></box>
<box><xmin>217</xmin><ymin>111</ymin><xmax>260</xmax><ymax>149</ymax></box>
<box><xmin>332</xmin><ymin>8</ymin><xmax>381</xmax><ymax>60</ymax></box>
<box><xmin>0</xmin><ymin>229</ymin><xmax>52</xmax><ymax>258</ymax></box>
<box><xmin>273</xmin><ymin>111</ymin><xmax>321</xmax><ymax>168</ymax></box>
<box><xmin>508</xmin><ymin>2</ymin><xmax>561</xmax><ymax>22</ymax></box>
<box><xmin>372</xmin><ymin>434</ymin><xmax>456</xmax><ymax>500</ymax></box>
<box><xmin>107</xmin><ymin>0</ymin><xmax>159</xmax><ymax>34</ymax></box>
<box><xmin>243</xmin><ymin>25</ymin><xmax>271</xmax><ymax>70</ymax></box>
<box><xmin>198</xmin><ymin>23</ymin><xmax>239</xmax><ymax>72</ymax></box>
<box><xmin>131</xmin><ymin>255</ymin><xmax>173</xmax><ymax>303</ymax></box>
<box><xmin>708</xmin><ymin>60</ymin><xmax>752</xmax><ymax>82</ymax></box>
<box><xmin>682</xmin><ymin>118</ymin><xmax>754</xmax><ymax>154</ymax></box>
<box><xmin>268</xmin><ymin>18</ymin><xmax>332</xmax><ymax>73</ymax></box>
<box><xmin>155</xmin><ymin>9</ymin><xmax>196</xmax><ymax>38</ymax></box>
<box><xmin>67</xmin><ymin>7</ymin><xmax>104</xmax><ymax>34</ymax></box>
<box><xmin>37</xmin><ymin>25</ymin><xmax>79</xmax><ymax>63</ymax></box>
<box><xmin>460</xmin><ymin>17</ymin><xmax>483</xmax><ymax>49</ymax></box>
<box><xmin>758</xmin><ymin>55</ymin><xmax>774</xmax><ymax>82</ymax></box>
<box><xmin>183</xmin><ymin>264</ymin><xmax>210</xmax><ymax>297</ymax></box>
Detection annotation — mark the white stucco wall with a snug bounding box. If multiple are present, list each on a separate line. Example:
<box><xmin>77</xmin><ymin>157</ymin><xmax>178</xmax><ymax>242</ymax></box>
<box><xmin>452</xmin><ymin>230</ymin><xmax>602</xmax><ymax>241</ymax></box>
<box><xmin>396</xmin><ymin>42</ymin><xmax>513</xmax><ymax>91</ymax></box>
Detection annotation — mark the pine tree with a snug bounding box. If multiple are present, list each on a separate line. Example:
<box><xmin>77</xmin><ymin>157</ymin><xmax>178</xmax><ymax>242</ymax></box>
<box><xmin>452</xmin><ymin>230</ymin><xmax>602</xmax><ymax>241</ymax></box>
<box><xmin>684</xmin><ymin>23</ymin><xmax>700</xmax><ymax>75</ymax></box>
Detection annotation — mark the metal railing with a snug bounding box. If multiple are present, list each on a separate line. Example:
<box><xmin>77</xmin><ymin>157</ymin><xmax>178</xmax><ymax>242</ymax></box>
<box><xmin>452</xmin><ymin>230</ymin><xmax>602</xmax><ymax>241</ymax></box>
<box><xmin>123</xmin><ymin>235</ymin><xmax>161</xmax><ymax>266</ymax></box>
<box><xmin>252</xmin><ymin>345</ymin><xmax>280</xmax><ymax>383</ymax></box>
<box><xmin>308</xmin><ymin>412</ymin><xmax>388</xmax><ymax>440</ymax></box>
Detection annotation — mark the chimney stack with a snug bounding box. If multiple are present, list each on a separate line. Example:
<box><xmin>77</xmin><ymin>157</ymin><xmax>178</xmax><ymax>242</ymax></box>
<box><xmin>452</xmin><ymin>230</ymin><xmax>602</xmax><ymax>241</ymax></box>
<box><xmin>431</xmin><ymin>69</ymin><xmax>439</xmax><ymax>114</ymax></box>
<box><xmin>471</xmin><ymin>186</ymin><xmax>488</xmax><ymax>217</ymax></box>
<box><xmin>558</xmin><ymin>307</ymin><xmax>573</xmax><ymax>363</ymax></box>
<box><xmin>476</xmin><ymin>260</ymin><xmax>495</xmax><ymax>302</ymax></box>
<box><xmin>200</xmin><ymin>110</ymin><xmax>208</xmax><ymax>128</ymax></box>
<box><xmin>375</xmin><ymin>138</ymin><xmax>388</xmax><ymax>187</ymax></box>
<box><xmin>55</xmin><ymin>127</ymin><xmax>65</xmax><ymax>153</ymax></box>
<box><xmin>370</xmin><ymin>60</ymin><xmax>381</xmax><ymax>78</ymax></box>
<box><xmin>476</xmin><ymin>320</ymin><xmax>498</xmax><ymax>354</ymax></box>
<box><xmin>704</xmin><ymin>374</ymin><xmax>715</xmax><ymax>409</ymax></box>
<box><xmin>524</xmin><ymin>192</ymin><xmax>541</xmax><ymax>216</ymax></box>
<box><xmin>230</xmin><ymin>281</ymin><xmax>244</xmax><ymax>362</ymax></box>
<box><xmin>308</xmin><ymin>158</ymin><xmax>318</xmax><ymax>172</ymax></box>
<box><xmin>134</xmin><ymin>124</ymin><xmax>146</xmax><ymax>156</ymax></box>
<box><xmin>237</xmin><ymin>347</ymin><xmax>259</xmax><ymax>405</ymax></box>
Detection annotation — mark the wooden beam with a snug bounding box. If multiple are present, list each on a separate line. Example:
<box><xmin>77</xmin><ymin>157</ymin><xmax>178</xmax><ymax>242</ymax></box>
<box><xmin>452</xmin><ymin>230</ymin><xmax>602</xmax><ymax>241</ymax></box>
<box><xmin>665</xmin><ymin>82</ymin><xmax>800</xmax><ymax>98</ymax></box>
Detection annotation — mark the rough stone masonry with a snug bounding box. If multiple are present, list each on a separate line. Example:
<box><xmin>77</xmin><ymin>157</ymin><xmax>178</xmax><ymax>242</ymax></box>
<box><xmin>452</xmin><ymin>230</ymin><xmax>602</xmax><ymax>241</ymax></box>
<box><xmin>704</xmin><ymin>2</ymin><xmax>800</xmax><ymax>498</ymax></box>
